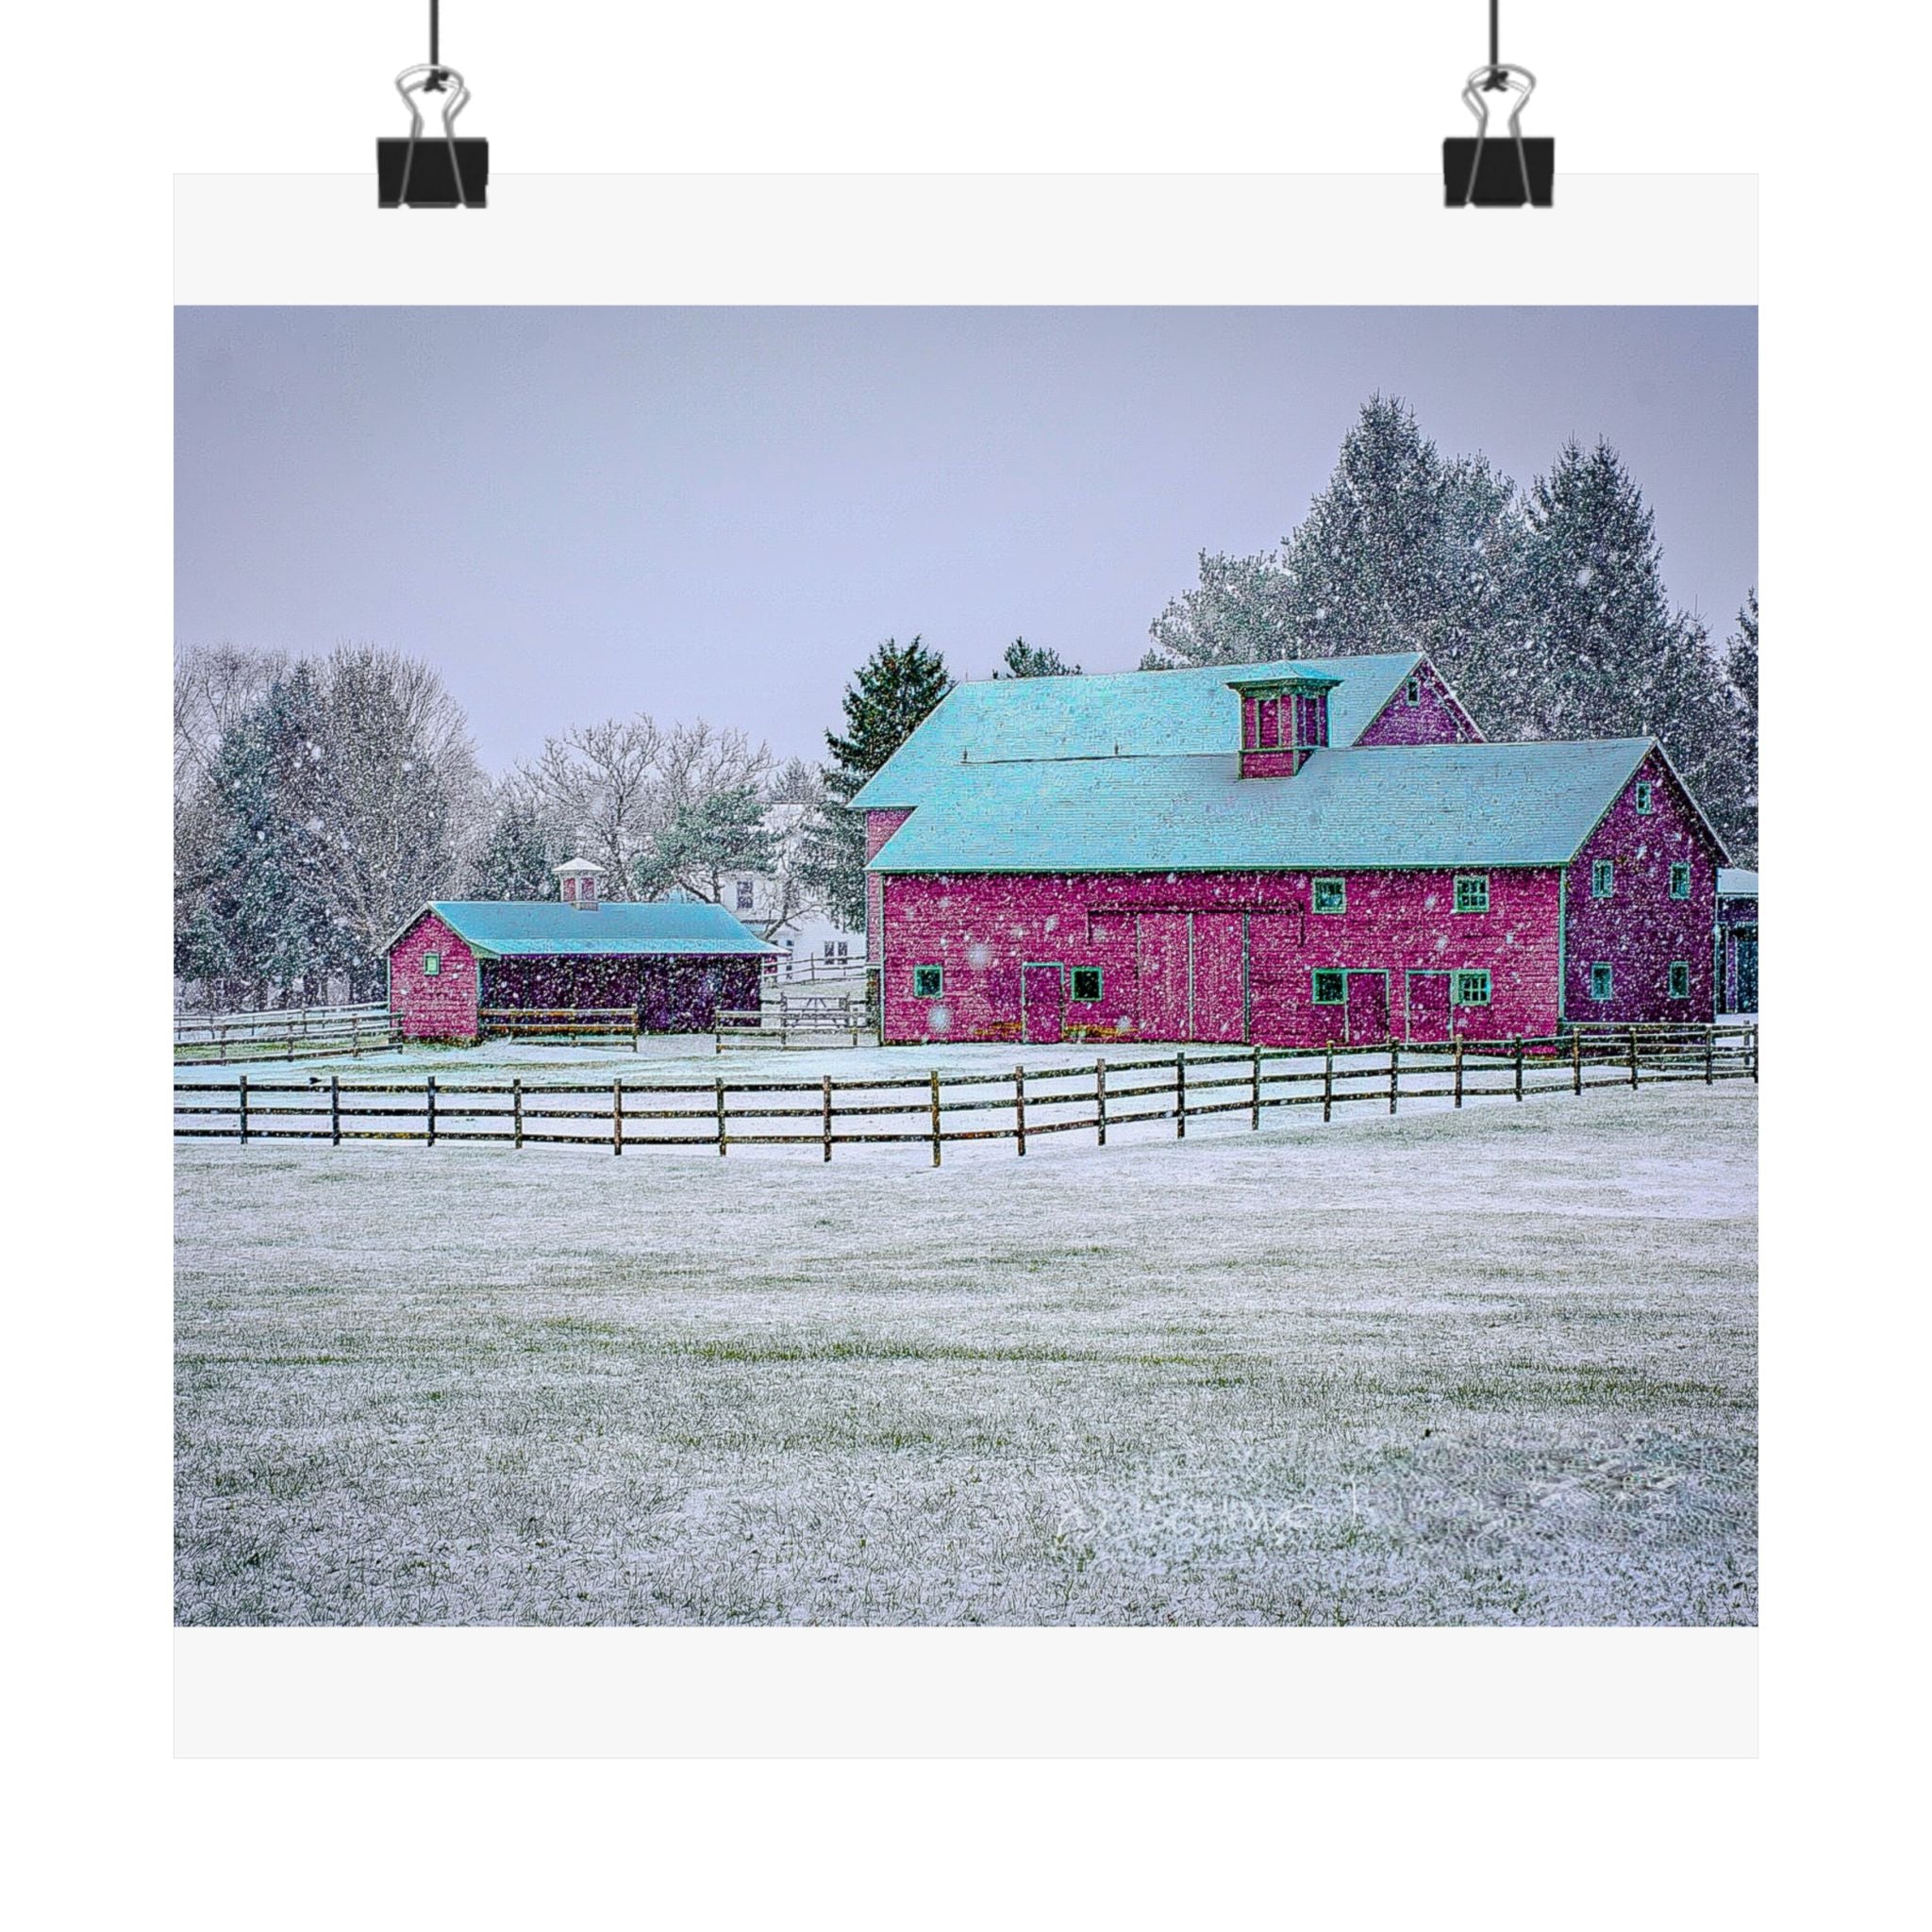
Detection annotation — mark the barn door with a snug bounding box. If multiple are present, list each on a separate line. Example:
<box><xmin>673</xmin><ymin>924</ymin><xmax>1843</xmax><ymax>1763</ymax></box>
<box><xmin>1022</xmin><ymin>963</ymin><xmax>1065</xmax><ymax>1044</ymax></box>
<box><xmin>1136</xmin><ymin>915</ymin><xmax>1190</xmax><ymax>1041</ymax></box>
<box><xmin>1191</xmin><ymin>914</ymin><xmax>1247</xmax><ymax>1042</ymax></box>
<box><xmin>1734</xmin><ymin>933</ymin><xmax>1758</xmax><ymax>1012</ymax></box>
<box><xmin>1346</xmin><ymin>971</ymin><xmax>1390</xmax><ymax>1046</ymax></box>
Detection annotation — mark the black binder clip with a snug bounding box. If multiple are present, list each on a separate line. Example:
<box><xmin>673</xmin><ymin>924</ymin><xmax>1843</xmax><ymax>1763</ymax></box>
<box><xmin>1443</xmin><ymin>64</ymin><xmax>1553</xmax><ymax>208</ymax></box>
<box><xmin>378</xmin><ymin>62</ymin><xmax>489</xmax><ymax>208</ymax></box>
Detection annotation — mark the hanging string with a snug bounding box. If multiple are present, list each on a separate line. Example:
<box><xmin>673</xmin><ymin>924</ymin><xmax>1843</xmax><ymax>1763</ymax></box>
<box><xmin>1490</xmin><ymin>0</ymin><xmax>1499</xmax><ymax>70</ymax></box>
<box><xmin>430</xmin><ymin>0</ymin><xmax>441</xmax><ymax>67</ymax></box>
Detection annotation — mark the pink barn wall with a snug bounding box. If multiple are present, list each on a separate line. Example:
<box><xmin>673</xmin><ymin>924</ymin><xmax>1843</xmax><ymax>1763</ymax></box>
<box><xmin>1355</xmin><ymin>660</ymin><xmax>1483</xmax><ymax>746</ymax></box>
<box><xmin>390</xmin><ymin>910</ymin><xmax>481</xmax><ymax>1041</ymax></box>
<box><xmin>864</xmin><ymin>808</ymin><xmax>913</xmax><ymax>963</ymax></box>
<box><xmin>880</xmin><ymin>867</ymin><xmax>1562</xmax><ymax>1048</ymax></box>
<box><xmin>1563</xmin><ymin>750</ymin><xmax>1722</xmax><ymax>1024</ymax></box>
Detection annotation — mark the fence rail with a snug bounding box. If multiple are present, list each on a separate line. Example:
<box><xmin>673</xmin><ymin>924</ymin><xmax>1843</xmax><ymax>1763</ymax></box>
<box><xmin>717</xmin><ymin>994</ymin><xmax>874</xmax><ymax>1050</ymax></box>
<box><xmin>173</xmin><ymin>1003</ymin><xmax>394</xmax><ymax>1065</ymax></box>
<box><xmin>176</xmin><ymin>1023</ymin><xmax>1757</xmax><ymax>1162</ymax></box>
<box><xmin>478</xmin><ymin>1008</ymin><xmax>641</xmax><ymax>1050</ymax></box>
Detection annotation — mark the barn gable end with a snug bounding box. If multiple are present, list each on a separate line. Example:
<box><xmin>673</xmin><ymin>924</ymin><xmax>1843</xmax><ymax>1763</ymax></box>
<box><xmin>390</xmin><ymin>908</ymin><xmax>482</xmax><ymax>1042</ymax></box>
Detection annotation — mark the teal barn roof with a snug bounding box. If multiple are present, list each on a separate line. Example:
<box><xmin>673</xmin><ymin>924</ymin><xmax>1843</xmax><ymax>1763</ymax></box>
<box><xmin>866</xmin><ymin>739</ymin><xmax>1657</xmax><ymax>874</ymax></box>
<box><xmin>850</xmin><ymin>654</ymin><xmax>1429</xmax><ymax>810</ymax></box>
<box><xmin>1717</xmin><ymin>868</ymin><xmax>1758</xmax><ymax>897</ymax></box>
<box><xmin>408</xmin><ymin>900</ymin><xmax>775</xmax><ymax>958</ymax></box>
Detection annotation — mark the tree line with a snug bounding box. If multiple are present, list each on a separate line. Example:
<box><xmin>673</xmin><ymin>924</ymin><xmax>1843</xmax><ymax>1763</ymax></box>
<box><xmin>175</xmin><ymin>392</ymin><xmax>1757</xmax><ymax>1003</ymax></box>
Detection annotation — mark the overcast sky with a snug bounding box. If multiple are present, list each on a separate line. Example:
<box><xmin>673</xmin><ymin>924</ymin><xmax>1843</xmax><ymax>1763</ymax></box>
<box><xmin>175</xmin><ymin>306</ymin><xmax>1756</xmax><ymax>775</ymax></box>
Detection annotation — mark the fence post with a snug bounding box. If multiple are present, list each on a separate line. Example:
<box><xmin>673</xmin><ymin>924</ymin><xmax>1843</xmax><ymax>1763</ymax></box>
<box><xmin>1174</xmin><ymin>1053</ymin><xmax>1187</xmax><ymax>1139</ymax></box>
<box><xmin>239</xmin><ymin>1071</ymin><xmax>249</xmax><ymax>1144</ymax></box>
<box><xmin>1095</xmin><ymin>1058</ymin><xmax>1108</xmax><ymax>1146</ymax></box>
<box><xmin>1324</xmin><ymin>1046</ymin><xmax>1334</xmax><ymax>1124</ymax></box>
<box><xmin>715</xmin><ymin>1076</ymin><xmax>727</xmax><ymax>1157</ymax></box>
<box><xmin>613</xmin><ymin>1079</ymin><xmax>624</xmax><ymax>1156</ymax></box>
<box><xmin>1513</xmin><ymin>1037</ymin><xmax>1524</xmax><ymax>1103</ymax></box>
<box><xmin>330</xmin><ymin>1074</ymin><xmax>341</xmax><ymax>1147</ymax></box>
<box><xmin>632</xmin><ymin>1013</ymin><xmax>640</xmax><ymax>1054</ymax></box>
<box><xmin>1251</xmin><ymin>1042</ymin><xmax>1261</xmax><ymax>1130</ymax></box>
<box><xmin>1453</xmin><ymin>1038</ymin><xmax>1464</xmax><ymax>1109</ymax></box>
<box><xmin>1705</xmin><ymin>1031</ymin><xmax>1715</xmax><ymax>1086</ymax></box>
<box><xmin>426</xmin><ymin>1074</ymin><xmax>438</xmax><ymax>1147</ymax></box>
<box><xmin>1628</xmin><ymin>1027</ymin><xmax>1640</xmax><ymax>1089</ymax></box>
<box><xmin>1572</xmin><ymin>1030</ymin><xmax>1582</xmax><ymax>1096</ymax></box>
<box><xmin>929</xmin><ymin>1070</ymin><xmax>942</xmax><ymax>1168</ymax></box>
<box><xmin>1390</xmin><ymin>1041</ymin><xmax>1400</xmax><ymax>1115</ymax></box>
<box><xmin>1750</xmin><ymin>1022</ymin><xmax>1758</xmax><ymax>1084</ymax></box>
<box><xmin>822</xmin><ymin>1074</ymin><xmax>833</xmax><ymax>1162</ymax></box>
<box><xmin>512</xmin><ymin>1076</ymin><xmax>524</xmax><ymax>1150</ymax></box>
<box><xmin>1014</xmin><ymin>1064</ymin><xmax>1027</xmax><ymax>1158</ymax></box>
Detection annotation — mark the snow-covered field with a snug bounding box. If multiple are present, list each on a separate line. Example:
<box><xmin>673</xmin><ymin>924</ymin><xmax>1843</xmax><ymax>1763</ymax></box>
<box><xmin>175</xmin><ymin>1081</ymin><xmax>1757</xmax><ymax>1625</ymax></box>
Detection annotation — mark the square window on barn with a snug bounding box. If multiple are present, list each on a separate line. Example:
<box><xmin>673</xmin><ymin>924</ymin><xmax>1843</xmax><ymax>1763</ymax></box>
<box><xmin>1406</xmin><ymin>676</ymin><xmax>1421</xmax><ymax>706</ymax></box>
<box><xmin>422</xmin><ymin>952</ymin><xmax>441</xmax><ymax>977</ymax></box>
<box><xmin>1453</xmin><ymin>970</ymin><xmax>1491</xmax><ymax>1006</ymax></box>
<box><xmin>1070</xmin><ymin>967</ymin><xmax>1103</xmax><ymax>1002</ymax></box>
<box><xmin>913</xmin><ymin>964</ymin><xmax>943</xmax><ymax>998</ymax></box>
<box><xmin>1311</xmin><ymin>876</ymin><xmax>1346</xmax><ymax>915</ymax></box>
<box><xmin>1591</xmin><ymin>859</ymin><xmax>1615</xmax><ymax>898</ymax></box>
<box><xmin>735</xmin><ymin>880</ymin><xmax>755</xmax><ymax>910</ymax></box>
<box><xmin>1635</xmin><ymin>781</ymin><xmax>1655</xmax><ymax>814</ymax></box>
<box><xmin>1312</xmin><ymin>970</ymin><xmax>1346</xmax><ymax>1006</ymax></box>
<box><xmin>1453</xmin><ymin>874</ymin><xmax>1490</xmax><ymax>914</ymax></box>
<box><xmin>1590</xmin><ymin>962</ymin><xmax>1614</xmax><ymax>1002</ymax></box>
<box><xmin>1668</xmin><ymin>960</ymin><xmax>1690</xmax><ymax>999</ymax></box>
<box><xmin>1669</xmin><ymin>862</ymin><xmax>1691</xmax><ymax>899</ymax></box>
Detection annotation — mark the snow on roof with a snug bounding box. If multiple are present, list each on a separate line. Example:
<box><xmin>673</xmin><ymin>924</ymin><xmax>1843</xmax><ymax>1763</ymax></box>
<box><xmin>1717</xmin><ymin>868</ymin><xmax>1758</xmax><ymax>897</ymax></box>
<box><xmin>406</xmin><ymin>900</ymin><xmax>775</xmax><ymax>958</ymax></box>
<box><xmin>866</xmin><ymin>738</ymin><xmax>1659</xmax><ymax>874</ymax></box>
<box><xmin>554</xmin><ymin>857</ymin><xmax>602</xmax><ymax>874</ymax></box>
<box><xmin>850</xmin><ymin>654</ymin><xmax>1425</xmax><ymax>810</ymax></box>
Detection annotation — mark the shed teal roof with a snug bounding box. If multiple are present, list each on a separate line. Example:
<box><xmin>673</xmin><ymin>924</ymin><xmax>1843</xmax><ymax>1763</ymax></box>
<box><xmin>866</xmin><ymin>739</ymin><xmax>1657</xmax><ymax>874</ymax></box>
<box><xmin>1717</xmin><ymin>868</ymin><xmax>1758</xmax><ymax>898</ymax></box>
<box><xmin>410</xmin><ymin>900</ymin><xmax>774</xmax><ymax>958</ymax></box>
<box><xmin>850</xmin><ymin>654</ymin><xmax>1428</xmax><ymax>810</ymax></box>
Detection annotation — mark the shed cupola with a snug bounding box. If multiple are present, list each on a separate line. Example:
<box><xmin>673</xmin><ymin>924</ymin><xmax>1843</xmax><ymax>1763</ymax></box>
<box><xmin>555</xmin><ymin>857</ymin><xmax>604</xmax><ymax>909</ymax></box>
<box><xmin>1227</xmin><ymin>669</ymin><xmax>1339</xmax><ymax>777</ymax></box>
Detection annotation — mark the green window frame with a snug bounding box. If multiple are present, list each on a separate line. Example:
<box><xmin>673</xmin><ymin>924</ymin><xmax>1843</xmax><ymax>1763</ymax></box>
<box><xmin>1069</xmin><ymin>966</ymin><xmax>1103</xmax><ymax>1003</ymax></box>
<box><xmin>1453</xmin><ymin>969</ymin><xmax>1491</xmax><ymax>1007</ymax></box>
<box><xmin>1590</xmin><ymin>962</ymin><xmax>1614</xmax><ymax>1002</ymax></box>
<box><xmin>1668</xmin><ymin>960</ymin><xmax>1690</xmax><ymax>999</ymax></box>
<box><xmin>1311</xmin><ymin>969</ymin><xmax>1346</xmax><ymax>1006</ymax></box>
<box><xmin>1406</xmin><ymin>675</ymin><xmax>1422</xmax><ymax>706</ymax></box>
<box><xmin>1311</xmin><ymin>875</ymin><xmax>1346</xmax><ymax>915</ymax></box>
<box><xmin>1635</xmin><ymin>780</ymin><xmax>1654</xmax><ymax>815</ymax></box>
<box><xmin>1669</xmin><ymin>861</ymin><xmax>1691</xmax><ymax>899</ymax></box>
<box><xmin>422</xmin><ymin>951</ymin><xmax>441</xmax><ymax>977</ymax></box>
<box><xmin>1453</xmin><ymin>873</ymin><xmax>1490</xmax><ymax>914</ymax></box>
<box><xmin>912</xmin><ymin>963</ymin><xmax>943</xmax><ymax>999</ymax></box>
<box><xmin>1591</xmin><ymin>859</ymin><xmax>1615</xmax><ymax>898</ymax></box>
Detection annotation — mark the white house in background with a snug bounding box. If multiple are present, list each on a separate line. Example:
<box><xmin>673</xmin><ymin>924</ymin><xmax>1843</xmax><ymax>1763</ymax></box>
<box><xmin>717</xmin><ymin>802</ymin><xmax>865</xmax><ymax>977</ymax></box>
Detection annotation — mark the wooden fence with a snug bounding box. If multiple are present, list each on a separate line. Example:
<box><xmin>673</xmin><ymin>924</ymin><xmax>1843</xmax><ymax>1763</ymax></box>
<box><xmin>478</xmin><ymin>1008</ymin><xmax>641</xmax><ymax>1050</ymax></box>
<box><xmin>173</xmin><ymin>1002</ymin><xmax>394</xmax><ymax>1065</ymax></box>
<box><xmin>175</xmin><ymin>1022</ymin><xmax>1757</xmax><ymax>1162</ymax></box>
<box><xmin>716</xmin><ymin>992</ymin><xmax>874</xmax><ymax>1050</ymax></box>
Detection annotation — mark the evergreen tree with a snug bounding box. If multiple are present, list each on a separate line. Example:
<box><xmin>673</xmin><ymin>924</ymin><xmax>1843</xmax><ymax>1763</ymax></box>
<box><xmin>798</xmin><ymin>636</ymin><xmax>952</xmax><ymax>931</ymax></box>
<box><xmin>1143</xmin><ymin>398</ymin><xmax>1518</xmax><ymax>689</ymax></box>
<box><xmin>1715</xmin><ymin>589</ymin><xmax>1759</xmax><ymax>862</ymax></box>
<box><xmin>1499</xmin><ymin>438</ymin><xmax>1689</xmax><ymax>741</ymax></box>
<box><xmin>635</xmin><ymin>785</ymin><xmax>777</xmax><ymax>905</ymax></box>
<box><xmin>1726</xmin><ymin>588</ymin><xmax>1758</xmax><ymax>736</ymax></box>
<box><xmin>202</xmin><ymin>664</ymin><xmax>350</xmax><ymax>1000</ymax></box>
<box><xmin>994</xmin><ymin>637</ymin><xmax>1081</xmax><ymax>677</ymax></box>
<box><xmin>470</xmin><ymin>796</ymin><xmax>558</xmax><ymax>900</ymax></box>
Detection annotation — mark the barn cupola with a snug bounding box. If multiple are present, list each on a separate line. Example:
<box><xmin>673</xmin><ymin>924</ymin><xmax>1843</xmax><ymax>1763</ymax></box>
<box><xmin>555</xmin><ymin>857</ymin><xmax>604</xmax><ymax>910</ymax></box>
<box><xmin>1227</xmin><ymin>670</ymin><xmax>1339</xmax><ymax>777</ymax></box>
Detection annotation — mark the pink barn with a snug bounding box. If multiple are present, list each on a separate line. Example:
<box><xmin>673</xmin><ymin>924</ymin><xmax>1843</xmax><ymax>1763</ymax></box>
<box><xmin>854</xmin><ymin>653</ymin><xmax>1729</xmax><ymax>1049</ymax></box>
<box><xmin>386</xmin><ymin>860</ymin><xmax>774</xmax><ymax>1043</ymax></box>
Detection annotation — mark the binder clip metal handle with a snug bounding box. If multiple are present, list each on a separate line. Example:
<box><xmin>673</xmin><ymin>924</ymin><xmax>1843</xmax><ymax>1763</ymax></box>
<box><xmin>394</xmin><ymin>62</ymin><xmax>472</xmax><ymax>206</ymax></box>
<box><xmin>1461</xmin><ymin>62</ymin><xmax>1535</xmax><ymax>206</ymax></box>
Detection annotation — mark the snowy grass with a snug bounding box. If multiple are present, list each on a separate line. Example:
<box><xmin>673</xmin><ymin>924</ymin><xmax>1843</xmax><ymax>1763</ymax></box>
<box><xmin>175</xmin><ymin>1082</ymin><xmax>1757</xmax><ymax>1625</ymax></box>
